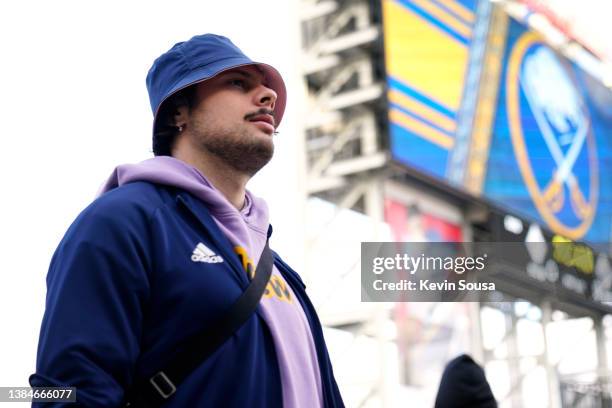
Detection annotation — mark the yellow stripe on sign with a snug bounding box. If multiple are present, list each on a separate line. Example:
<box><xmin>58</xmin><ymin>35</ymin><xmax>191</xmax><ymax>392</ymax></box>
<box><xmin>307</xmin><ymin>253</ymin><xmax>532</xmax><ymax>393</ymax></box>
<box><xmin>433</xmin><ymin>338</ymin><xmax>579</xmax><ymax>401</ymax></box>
<box><xmin>383</xmin><ymin>0</ymin><xmax>469</xmax><ymax>111</ymax></box>
<box><xmin>390</xmin><ymin>108</ymin><xmax>455</xmax><ymax>150</ymax></box>
<box><xmin>411</xmin><ymin>0</ymin><xmax>472</xmax><ymax>39</ymax></box>
<box><xmin>388</xmin><ymin>89</ymin><xmax>457</xmax><ymax>133</ymax></box>
<box><xmin>436</xmin><ymin>0</ymin><xmax>475</xmax><ymax>24</ymax></box>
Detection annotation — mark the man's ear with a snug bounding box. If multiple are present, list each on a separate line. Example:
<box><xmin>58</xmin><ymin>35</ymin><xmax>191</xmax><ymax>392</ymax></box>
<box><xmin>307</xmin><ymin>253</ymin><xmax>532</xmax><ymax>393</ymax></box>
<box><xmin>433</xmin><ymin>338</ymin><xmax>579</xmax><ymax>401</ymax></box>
<box><xmin>174</xmin><ymin>105</ymin><xmax>189</xmax><ymax>129</ymax></box>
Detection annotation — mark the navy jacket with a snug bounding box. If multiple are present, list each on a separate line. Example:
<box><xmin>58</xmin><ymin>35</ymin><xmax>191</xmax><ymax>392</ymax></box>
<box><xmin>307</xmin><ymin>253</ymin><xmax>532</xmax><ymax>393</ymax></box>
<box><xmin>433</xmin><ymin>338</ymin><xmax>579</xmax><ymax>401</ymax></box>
<box><xmin>30</xmin><ymin>181</ymin><xmax>344</xmax><ymax>407</ymax></box>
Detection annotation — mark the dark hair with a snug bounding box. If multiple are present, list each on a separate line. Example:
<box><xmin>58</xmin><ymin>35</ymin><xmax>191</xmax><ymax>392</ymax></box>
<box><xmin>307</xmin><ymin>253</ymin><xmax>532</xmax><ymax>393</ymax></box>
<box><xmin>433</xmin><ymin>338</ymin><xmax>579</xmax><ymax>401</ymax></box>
<box><xmin>152</xmin><ymin>86</ymin><xmax>196</xmax><ymax>156</ymax></box>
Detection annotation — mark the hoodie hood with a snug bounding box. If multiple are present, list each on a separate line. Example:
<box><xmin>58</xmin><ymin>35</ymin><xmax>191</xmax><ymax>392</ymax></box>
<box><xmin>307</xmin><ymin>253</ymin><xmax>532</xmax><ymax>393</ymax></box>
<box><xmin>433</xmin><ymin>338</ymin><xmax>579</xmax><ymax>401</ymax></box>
<box><xmin>98</xmin><ymin>156</ymin><xmax>269</xmax><ymax>246</ymax></box>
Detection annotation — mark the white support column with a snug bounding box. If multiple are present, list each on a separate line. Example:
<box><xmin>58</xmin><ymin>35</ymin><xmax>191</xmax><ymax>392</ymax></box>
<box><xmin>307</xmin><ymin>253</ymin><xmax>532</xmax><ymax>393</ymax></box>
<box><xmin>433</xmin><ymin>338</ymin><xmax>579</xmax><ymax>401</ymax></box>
<box><xmin>461</xmin><ymin>218</ymin><xmax>485</xmax><ymax>363</ymax></box>
<box><xmin>541</xmin><ymin>301</ymin><xmax>562</xmax><ymax>408</ymax></box>
<box><xmin>506</xmin><ymin>311</ymin><xmax>523</xmax><ymax>408</ymax></box>
<box><xmin>595</xmin><ymin>314</ymin><xmax>608</xmax><ymax>373</ymax></box>
<box><xmin>364</xmin><ymin>178</ymin><xmax>392</xmax><ymax>408</ymax></box>
<box><xmin>469</xmin><ymin>302</ymin><xmax>485</xmax><ymax>363</ymax></box>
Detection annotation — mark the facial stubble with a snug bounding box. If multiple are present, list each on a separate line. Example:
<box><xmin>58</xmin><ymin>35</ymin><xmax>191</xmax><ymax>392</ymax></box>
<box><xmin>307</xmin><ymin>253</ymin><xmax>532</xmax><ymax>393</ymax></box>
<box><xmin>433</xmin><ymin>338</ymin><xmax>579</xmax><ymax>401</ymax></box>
<box><xmin>190</xmin><ymin>118</ymin><xmax>274</xmax><ymax>176</ymax></box>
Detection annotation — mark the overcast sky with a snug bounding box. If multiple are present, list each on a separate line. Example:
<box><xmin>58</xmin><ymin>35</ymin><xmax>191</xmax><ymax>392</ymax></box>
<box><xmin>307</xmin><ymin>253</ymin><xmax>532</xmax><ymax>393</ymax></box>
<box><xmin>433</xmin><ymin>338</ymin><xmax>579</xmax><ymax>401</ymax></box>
<box><xmin>0</xmin><ymin>0</ymin><xmax>305</xmax><ymax>385</ymax></box>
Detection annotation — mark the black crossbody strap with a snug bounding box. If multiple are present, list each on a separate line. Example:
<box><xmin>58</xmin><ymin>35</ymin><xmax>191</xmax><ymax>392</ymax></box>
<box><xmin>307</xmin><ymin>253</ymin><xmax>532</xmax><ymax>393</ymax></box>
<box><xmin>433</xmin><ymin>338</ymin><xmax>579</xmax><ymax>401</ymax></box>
<box><xmin>125</xmin><ymin>240</ymin><xmax>274</xmax><ymax>407</ymax></box>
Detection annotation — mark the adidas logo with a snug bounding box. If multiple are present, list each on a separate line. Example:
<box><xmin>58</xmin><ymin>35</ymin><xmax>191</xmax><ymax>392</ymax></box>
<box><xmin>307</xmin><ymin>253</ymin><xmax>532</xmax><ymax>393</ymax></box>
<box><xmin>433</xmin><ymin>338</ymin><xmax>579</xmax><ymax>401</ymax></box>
<box><xmin>191</xmin><ymin>242</ymin><xmax>224</xmax><ymax>264</ymax></box>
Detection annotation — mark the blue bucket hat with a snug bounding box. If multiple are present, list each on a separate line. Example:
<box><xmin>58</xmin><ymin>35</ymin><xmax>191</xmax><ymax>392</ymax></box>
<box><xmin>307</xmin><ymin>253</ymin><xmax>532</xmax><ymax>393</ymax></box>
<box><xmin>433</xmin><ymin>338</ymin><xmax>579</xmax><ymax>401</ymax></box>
<box><xmin>146</xmin><ymin>33</ymin><xmax>286</xmax><ymax>136</ymax></box>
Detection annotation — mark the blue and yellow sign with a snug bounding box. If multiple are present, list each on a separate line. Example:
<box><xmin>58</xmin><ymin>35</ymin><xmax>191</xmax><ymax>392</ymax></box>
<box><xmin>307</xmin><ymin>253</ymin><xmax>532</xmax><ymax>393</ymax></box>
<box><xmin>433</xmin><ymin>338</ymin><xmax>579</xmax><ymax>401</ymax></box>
<box><xmin>383</xmin><ymin>0</ymin><xmax>479</xmax><ymax>178</ymax></box>
<box><xmin>503</xmin><ymin>32</ymin><xmax>597</xmax><ymax>239</ymax></box>
<box><xmin>384</xmin><ymin>3</ymin><xmax>612</xmax><ymax>247</ymax></box>
<box><xmin>485</xmin><ymin>18</ymin><xmax>612</xmax><ymax>245</ymax></box>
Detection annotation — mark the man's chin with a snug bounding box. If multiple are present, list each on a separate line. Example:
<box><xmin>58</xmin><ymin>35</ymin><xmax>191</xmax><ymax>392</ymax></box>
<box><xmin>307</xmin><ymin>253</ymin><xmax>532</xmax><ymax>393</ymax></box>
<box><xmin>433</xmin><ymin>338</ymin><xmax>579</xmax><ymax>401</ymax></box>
<box><xmin>229</xmin><ymin>141</ymin><xmax>274</xmax><ymax>175</ymax></box>
<box><xmin>249</xmin><ymin>145</ymin><xmax>274</xmax><ymax>173</ymax></box>
<box><xmin>200</xmin><ymin>131</ymin><xmax>274</xmax><ymax>175</ymax></box>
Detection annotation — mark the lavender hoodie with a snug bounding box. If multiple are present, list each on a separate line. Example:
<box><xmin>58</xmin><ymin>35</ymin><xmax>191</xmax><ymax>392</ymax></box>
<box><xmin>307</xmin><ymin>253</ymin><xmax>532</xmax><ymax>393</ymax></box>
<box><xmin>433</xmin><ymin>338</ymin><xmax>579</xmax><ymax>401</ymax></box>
<box><xmin>99</xmin><ymin>156</ymin><xmax>323</xmax><ymax>408</ymax></box>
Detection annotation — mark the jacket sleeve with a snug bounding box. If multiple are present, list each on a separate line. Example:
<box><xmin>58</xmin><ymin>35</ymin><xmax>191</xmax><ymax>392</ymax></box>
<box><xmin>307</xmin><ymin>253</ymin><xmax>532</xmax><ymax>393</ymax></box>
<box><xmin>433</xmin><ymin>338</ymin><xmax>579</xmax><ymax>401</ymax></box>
<box><xmin>29</xmin><ymin>195</ymin><xmax>152</xmax><ymax>407</ymax></box>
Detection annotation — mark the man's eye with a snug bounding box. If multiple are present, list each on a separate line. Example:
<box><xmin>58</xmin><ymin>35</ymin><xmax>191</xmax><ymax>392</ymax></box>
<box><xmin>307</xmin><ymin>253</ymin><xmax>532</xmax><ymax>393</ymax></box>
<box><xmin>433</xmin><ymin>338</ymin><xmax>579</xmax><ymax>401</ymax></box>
<box><xmin>230</xmin><ymin>79</ymin><xmax>246</xmax><ymax>88</ymax></box>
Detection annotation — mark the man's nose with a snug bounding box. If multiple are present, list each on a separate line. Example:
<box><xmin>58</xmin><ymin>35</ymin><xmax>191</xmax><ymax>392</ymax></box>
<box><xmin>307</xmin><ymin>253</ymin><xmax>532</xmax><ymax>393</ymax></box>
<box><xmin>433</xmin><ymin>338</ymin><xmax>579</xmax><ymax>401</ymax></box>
<box><xmin>255</xmin><ymin>85</ymin><xmax>277</xmax><ymax>110</ymax></box>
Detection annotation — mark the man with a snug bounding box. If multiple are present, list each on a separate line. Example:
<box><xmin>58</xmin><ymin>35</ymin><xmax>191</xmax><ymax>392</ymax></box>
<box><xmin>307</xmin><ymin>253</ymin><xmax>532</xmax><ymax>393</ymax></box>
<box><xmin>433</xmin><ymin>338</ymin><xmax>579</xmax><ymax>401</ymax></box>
<box><xmin>30</xmin><ymin>34</ymin><xmax>344</xmax><ymax>407</ymax></box>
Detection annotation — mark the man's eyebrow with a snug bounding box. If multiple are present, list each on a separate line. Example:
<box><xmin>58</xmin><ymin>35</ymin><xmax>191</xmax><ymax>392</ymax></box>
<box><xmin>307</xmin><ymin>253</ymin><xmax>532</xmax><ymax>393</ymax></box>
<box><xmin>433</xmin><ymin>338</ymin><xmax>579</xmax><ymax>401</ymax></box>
<box><xmin>223</xmin><ymin>69</ymin><xmax>266</xmax><ymax>83</ymax></box>
<box><xmin>224</xmin><ymin>69</ymin><xmax>253</xmax><ymax>78</ymax></box>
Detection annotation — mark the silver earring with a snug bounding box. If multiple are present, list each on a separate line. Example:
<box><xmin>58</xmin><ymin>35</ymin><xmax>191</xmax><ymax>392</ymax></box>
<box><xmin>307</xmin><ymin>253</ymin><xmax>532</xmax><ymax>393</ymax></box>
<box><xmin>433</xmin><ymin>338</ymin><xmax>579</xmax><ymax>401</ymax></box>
<box><xmin>177</xmin><ymin>125</ymin><xmax>183</xmax><ymax>132</ymax></box>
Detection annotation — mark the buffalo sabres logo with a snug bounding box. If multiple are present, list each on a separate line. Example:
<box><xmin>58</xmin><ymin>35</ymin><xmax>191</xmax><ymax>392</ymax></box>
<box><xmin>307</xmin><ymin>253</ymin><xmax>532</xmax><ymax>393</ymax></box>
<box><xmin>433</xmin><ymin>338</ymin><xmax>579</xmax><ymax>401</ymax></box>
<box><xmin>506</xmin><ymin>32</ymin><xmax>598</xmax><ymax>239</ymax></box>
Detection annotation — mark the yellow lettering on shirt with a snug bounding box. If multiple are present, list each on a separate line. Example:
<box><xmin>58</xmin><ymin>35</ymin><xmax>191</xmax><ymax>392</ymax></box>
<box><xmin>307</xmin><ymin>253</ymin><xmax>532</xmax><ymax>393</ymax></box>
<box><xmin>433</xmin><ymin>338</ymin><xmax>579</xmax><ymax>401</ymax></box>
<box><xmin>234</xmin><ymin>245</ymin><xmax>293</xmax><ymax>304</ymax></box>
<box><xmin>234</xmin><ymin>246</ymin><xmax>255</xmax><ymax>279</ymax></box>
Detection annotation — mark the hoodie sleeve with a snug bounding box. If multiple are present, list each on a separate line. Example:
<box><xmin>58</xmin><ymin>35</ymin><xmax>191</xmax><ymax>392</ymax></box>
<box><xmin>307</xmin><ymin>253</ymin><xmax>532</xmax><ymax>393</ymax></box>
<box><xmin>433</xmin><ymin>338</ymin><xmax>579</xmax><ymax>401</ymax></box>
<box><xmin>29</xmin><ymin>191</ymin><xmax>152</xmax><ymax>407</ymax></box>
